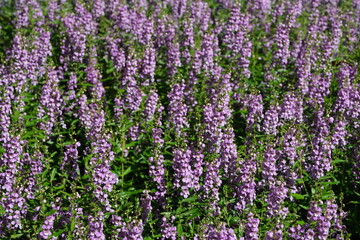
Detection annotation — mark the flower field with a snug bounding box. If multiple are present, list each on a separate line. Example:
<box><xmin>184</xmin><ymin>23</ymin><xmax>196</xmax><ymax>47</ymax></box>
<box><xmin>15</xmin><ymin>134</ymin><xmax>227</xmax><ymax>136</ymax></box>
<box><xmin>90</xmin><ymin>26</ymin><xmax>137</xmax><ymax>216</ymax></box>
<box><xmin>0</xmin><ymin>0</ymin><xmax>360</xmax><ymax>239</ymax></box>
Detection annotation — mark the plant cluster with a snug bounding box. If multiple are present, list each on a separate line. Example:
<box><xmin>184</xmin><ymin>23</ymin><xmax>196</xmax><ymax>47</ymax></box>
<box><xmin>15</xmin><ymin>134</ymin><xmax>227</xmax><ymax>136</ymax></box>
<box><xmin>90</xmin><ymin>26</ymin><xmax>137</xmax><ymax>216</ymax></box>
<box><xmin>0</xmin><ymin>0</ymin><xmax>359</xmax><ymax>239</ymax></box>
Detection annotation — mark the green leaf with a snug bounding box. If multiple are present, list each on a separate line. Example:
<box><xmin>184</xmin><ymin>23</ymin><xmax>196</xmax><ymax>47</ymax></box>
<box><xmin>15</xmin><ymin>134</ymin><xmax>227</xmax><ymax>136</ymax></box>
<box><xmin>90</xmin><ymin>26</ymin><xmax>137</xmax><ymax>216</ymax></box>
<box><xmin>179</xmin><ymin>196</ymin><xmax>197</xmax><ymax>203</ymax></box>
<box><xmin>82</xmin><ymin>174</ymin><xmax>90</xmax><ymax>180</ymax></box>
<box><xmin>105</xmin><ymin>67</ymin><xmax>115</xmax><ymax>74</ymax></box>
<box><xmin>178</xmin><ymin>208</ymin><xmax>200</xmax><ymax>219</ymax></box>
<box><xmin>71</xmin><ymin>119</ymin><xmax>79</xmax><ymax>126</ymax></box>
<box><xmin>296</xmin><ymin>220</ymin><xmax>306</xmax><ymax>225</ymax></box>
<box><xmin>46</xmin><ymin>209</ymin><xmax>57</xmax><ymax>217</ymax></box>
<box><xmin>122</xmin><ymin>167</ymin><xmax>132</xmax><ymax>176</ymax></box>
<box><xmin>54</xmin><ymin>185</ymin><xmax>64</xmax><ymax>190</ymax></box>
<box><xmin>124</xmin><ymin>141</ymin><xmax>139</xmax><ymax>149</ymax></box>
<box><xmin>0</xmin><ymin>205</ymin><xmax>5</xmax><ymax>216</ymax></box>
<box><xmin>290</xmin><ymin>193</ymin><xmax>306</xmax><ymax>200</ymax></box>
<box><xmin>333</xmin><ymin>159</ymin><xmax>347</xmax><ymax>163</ymax></box>
<box><xmin>62</xmin><ymin>141</ymin><xmax>74</xmax><ymax>146</ymax></box>
<box><xmin>299</xmin><ymin>204</ymin><xmax>308</xmax><ymax>210</ymax></box>
<box><xmin>71</xmin><ymin>218</ymin><xmax>76</xmax><ymax>232</ymax></box>
<box><xmin>10</xmin><ymin>234</ymin><xmax>24</xmax><ymax>239</ymax></box>
<box><xmin>51</xmin><ymin>168</ymin><xmax>57</xmax><ymax>182</ymax></box>
<box><xmin>52</xmin><ymin>229</ymin><xmax>66</xmax><ymax>237</ymax></box>
<box><xmin>176</xmin><ymin>207</ymin><xmax>185</xmax><ymax>215</ymax></box>
<box><xmin>42</xmin><ymin>168</ymin><xmax>49</xmax><ymax>178</ymax></box>
<box><xmin>322</xmin><ymin>180</ymin><xmax>340</xmax><ymax>186</ymax></box>
<box><xmin>177</xmin><ymin>223</ymin><xmax>183</xmax><ymax>236</ymax></box>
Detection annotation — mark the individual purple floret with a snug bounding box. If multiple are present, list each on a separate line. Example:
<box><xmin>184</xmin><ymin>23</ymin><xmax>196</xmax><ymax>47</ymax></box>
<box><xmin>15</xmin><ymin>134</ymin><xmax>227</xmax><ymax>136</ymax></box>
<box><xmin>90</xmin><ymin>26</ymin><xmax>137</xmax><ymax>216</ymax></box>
<box><xmin>265</xmin><ymin>229</ymin><xmax>283</xmax><ymax>240</ymax></box>
<box><xmin>116</xmin><ymin>219</ymin><xmax>144</xmax><ymax>240</ymax></box>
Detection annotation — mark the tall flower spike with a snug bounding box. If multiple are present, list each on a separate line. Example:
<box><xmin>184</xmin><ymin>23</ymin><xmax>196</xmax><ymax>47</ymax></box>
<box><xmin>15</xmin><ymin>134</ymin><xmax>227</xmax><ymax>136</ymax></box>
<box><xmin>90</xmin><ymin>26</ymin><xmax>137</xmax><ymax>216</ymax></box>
<box><xmin>38</xmin><ymin>69</ymin><xmax>64</xmax><ymax>137</ymax></box>
<box><xmin>167</xmin><ymin>81</ymin><xmax>189</xmax><ymax>137</ymax></box>
<box><xmin>245</xmin><ymin>213</ymin><xmax>260</xmax><ymax>240</ymax></box>
<box><xmin>173</xmin><ymin>148</ymin><xmax>193</xmax><ymax>198</ymax></box>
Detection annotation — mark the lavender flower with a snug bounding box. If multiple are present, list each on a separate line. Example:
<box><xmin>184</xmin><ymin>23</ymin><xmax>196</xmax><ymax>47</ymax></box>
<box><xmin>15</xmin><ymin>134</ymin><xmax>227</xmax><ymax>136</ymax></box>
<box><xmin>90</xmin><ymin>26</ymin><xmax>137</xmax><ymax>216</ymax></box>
<box><xmin>39</xmin><ymin>212</ymin><xmax>56</xmax><ymax>239</ymax></box>
<box><xmin>37</xmin><ymin>69</ymin><xmax>64</xmax><ymax>137</ymax></box>
<box><xmin>61</xmin><ymin>142</ymin><xmax>81</xmax><ymax>179</ymax></box>
<box><xmin>140</xmin><ymin>190</ymin><xmax>152</xmax><ymax>221</ymax></box>
<box><xmin>289</xmin><ymin>224</ymin><xmax>315</xmax><ymax>240</ymax></box>
<box><xmin>243</xmin><ymin>94</ymin><xmax>264</xmax><ymax>131</ymax></box>
<box><xmin>201</xmin><ymin>33</ymin><xmax>215</xmax><ymax>72</ymax></box>
<box><xmin>263</xmin><ymin>105</ymin><xmax>280</xmax><ymax>135</ymax></box>
<box><xmin>308</xmin><ymin>114</ymin><xmax>332</xmax><ymax>179</ymax></box>
<box><xmin>245</xmin><ymin>213</ymin><xmax>260</xmax><ymax>240</ymax></box>
<box><xmin>140</xmin><ymin>45</ymin><xmax>156</xmax><ymax>85</ymax></box>
<box><xmin>167</xmin><ymin>42</ymin><xmax>181</xmax><ymax>76</ymax></box>
<box><xmin>161</xmin><ymin>217</ymin><xmax>177</xmax><ymax>240</ymax></box>
<box><xmin>88</xmin><ymin>212</ymin><xmax>105</xmax><ymax>240</ymax></box>
<box><xmin>143</xmin><ymin>90</ymin><xmax>159</xmax><ymax>121</ymax></box>
<box><xmin>203</xmin><ymin>223</ymin><xmax>237</xmax><ymax>240</ymax></box>
<box><xmin>105</xmin><ymin>36</ymin><xmax>126</xmax><ymax>72</ymax></box>
<box><xmin>23</xmin><ymin>152</ymin><xmax>43</xmax><ymax>200</ymax></box>
<box><xmin>180</xmin><ymin>18</ymin><xmax>195</xmax><ymax>64</ymax></box>
<box><xmin>85</xmin><ymin>61</ymin><xmax>105</xmax><ymax>101</ymax></box>
<box><xmin>76</xmin><ymin>94</ymin><xmax>118</xmax><ymax>212</ymax></box>
<box><xmin>0</xmin><ymin>136</ymin><xmax>26</xmax><ymax>230</ymax></box>
<box><xmin>280</xmin><ymin>93</ymin><xmax>303</xmax><ymax>123</ymax></box>
<box><xmin>167</xmin><ymin>81</ymin><xmax>189</xmax><ymax>137</ymax></box>
<box><xmin>261</xmin><ymin>145</ymin><xmax>278</xmax><ymax>185</ymax></box>
<box><xmin>266</xmin><ymin>181</ymin><xmax>288</xmax><ymax>218</ymax></box>
<box><xmin>173</xmin><ymin>148</ymin><xmax>193</xmax><ymax>198</ymax></box>
<box><xmin>61</xmin><ymin>3</ymin><xmax>96</xmax><ymax>65</ymax></box>
<box><xmin>273</xmin><ymin>23</ymin><xmax>290</xmax><ymax>67</ymax></box>
<box><xmin>92</xmin><ymin>0</ymin><xmax>105</xmax><ymax>19</ymax></box>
